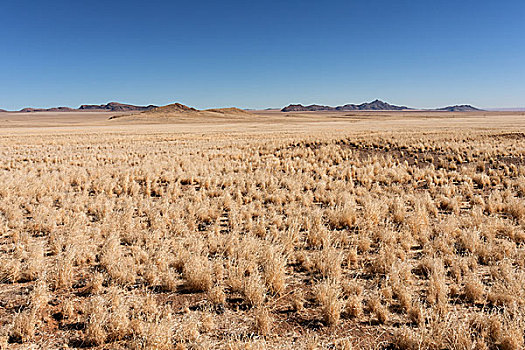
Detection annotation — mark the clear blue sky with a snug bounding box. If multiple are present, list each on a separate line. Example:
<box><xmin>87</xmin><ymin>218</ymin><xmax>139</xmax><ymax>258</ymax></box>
<box><xmin>1</xmin><ymin>0</ymin><xmax>524</xmax><ymax>110</ymax></box>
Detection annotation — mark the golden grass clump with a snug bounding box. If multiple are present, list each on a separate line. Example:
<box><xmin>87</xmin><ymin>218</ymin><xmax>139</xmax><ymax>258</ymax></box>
<box><xmin>183</xmin><ymin>255</ymin><xmax>213</xmax><ymax>292</ymax></box>
<box><xmin>253</xmin><ymin>307</ymin><xmax>272</xmax><ymax>336</ymax></box>
<box><xmin>315</xmin><ymin>279</ymin><xmax>343</xmax><ymax>326</ymax></box>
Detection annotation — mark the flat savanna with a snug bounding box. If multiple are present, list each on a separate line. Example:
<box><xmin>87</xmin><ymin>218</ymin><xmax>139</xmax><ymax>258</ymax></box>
<box><xmin>0</xmin><ymin>110</ymin><xmax>524</xmax><ymax>349</ymax></box>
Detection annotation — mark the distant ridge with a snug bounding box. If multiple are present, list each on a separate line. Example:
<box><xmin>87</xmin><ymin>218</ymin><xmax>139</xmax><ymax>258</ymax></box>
<box><xmin>19</xmin><ymin>107</ymin><xmax>75</xmax><ymax>112</ymax></box>
<box><xmin>79</xmin><ymin>102</ymin><xmax>157</xmax><ymax>112</ymax></box>
<box><xmin>281</xmin><ymin>100</ymin><xmax>483</xmax><ymax>112</ymax></box>
<box><xmin>282</xmin><ymin>99</ymin><xmax>410</xmax><ymax>112</ymax></box>
<box><xmin>10</xmin><ymin>102</ymin><xmax>157</xmax><ymax>112</ymax></box>
<box><xmin>435</xmin><ymin>105</ymin><xmax>482</xmax><ymax>112</ymax></box>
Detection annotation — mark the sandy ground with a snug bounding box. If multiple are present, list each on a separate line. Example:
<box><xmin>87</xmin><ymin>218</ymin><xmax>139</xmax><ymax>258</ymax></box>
<box><xmin>0</xmin><ymin>110</ymin><xmax>524</xmax><ymax>136</ymax></box>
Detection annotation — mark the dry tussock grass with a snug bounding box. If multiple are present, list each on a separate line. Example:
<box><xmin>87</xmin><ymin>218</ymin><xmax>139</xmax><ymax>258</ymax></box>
<box><xmin>0</xmin><ymin>127</ymin><xmax>524</xmax><ymax>349</ymax></box>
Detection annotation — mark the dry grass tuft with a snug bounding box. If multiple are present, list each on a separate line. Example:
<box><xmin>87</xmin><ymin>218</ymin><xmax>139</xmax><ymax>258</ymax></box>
<box><xmin>253</xmin><ymin>307</ymin><xmax>272</xmax><ymax>336</ymax></box>
<box><xmin>316</xmin><ymin>279</ymin><xmax>343</xmax><ymax>326</ymax></box>
<box><xmin>183</xmin><ymin>255</ymin><xmax>213</xmax><ymax>292</ymax></box>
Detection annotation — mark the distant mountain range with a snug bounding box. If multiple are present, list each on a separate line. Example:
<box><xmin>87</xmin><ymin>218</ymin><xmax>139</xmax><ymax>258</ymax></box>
<box><xmin>11</xmin><ymin>102</ymin><xmax>157</xmax><ymax>113</ymax></box>
<box><xmin>0</xmin><ymin>100</ymin><xmax>490</xmax><ymax>113</ymax></box>
<box><xmin>281</xmin><ymin>100</ymin><xmax>482</xmax><ymax>112</ymax></box>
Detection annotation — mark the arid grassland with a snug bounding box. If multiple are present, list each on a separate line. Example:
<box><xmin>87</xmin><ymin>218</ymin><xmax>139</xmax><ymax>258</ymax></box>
<box><xmin>0</xmin><ymin>114</ymin><xmax>524</xmax><ymax>349</ymax></box>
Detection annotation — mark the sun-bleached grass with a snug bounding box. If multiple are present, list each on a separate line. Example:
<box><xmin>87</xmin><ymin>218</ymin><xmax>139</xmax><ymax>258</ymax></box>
<box><xmin>0</xmin><ymin>125</ymin><xmax>524</xmax><ymax>348</ymax></box>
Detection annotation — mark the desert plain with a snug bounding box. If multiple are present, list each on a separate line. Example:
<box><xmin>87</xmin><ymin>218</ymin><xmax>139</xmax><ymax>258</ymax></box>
<box><xmin>0</xmin><ymin>108</ymin><xmax>524</xmax><ymax>349</ymax></box>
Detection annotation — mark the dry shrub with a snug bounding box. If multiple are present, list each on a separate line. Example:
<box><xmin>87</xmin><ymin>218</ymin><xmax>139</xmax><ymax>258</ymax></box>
<box><xmin>86</xmin><ymin>271</ymin><xmax>105</xmax><ymax>295</ymax></box>
<box><xmin>408</xmin><ymin>303</ymin><xmax>424</xmax><ymax>326</ymax></box>
<box><xmin>342</xmin><ymin>280</ymin><xmax>363</xmax><ymax>297</ymax></box>
<box><xmin>10</xmin><ymin>310</ymin><xmax>37</xmax><ymax>343</ymax></box>
<box><xmin>370</xmin><ymin>245</ymin><xmax>398</xmax><ymax>275</ymax></box>
<box><xmin>327</xmin><ymin>205</ymin><xmax>356</xmax><ymax>230</ymax></box>
<box><xmin>200</xmin><ymin>312</ymin><xmax>215</xmax><ymax>333</ymax></box>
<box><xmin>61</xmin><ymin>298</ymin><xmax>76</xmax><ymax>320</ymax></box>
<box><xmin>291</xmin><ymin>290</ymin><xmax>305</xmax><ymax>312</ymax></box>
<box><xmin>390</xmin><ymin>198</ymin><xmax>407</xmax><ymax>225</ymax></box>
<box><xmin>51</xmin><ymin>251</ymin><xmax>74</xmax><ymax>290</ymax></box>
<box><xmin>393</xmin><ymin>284</ymin><xmax>412</xmax><ymax>312</ymax></box>
<box><xmin>160</xmin><ymin>269</ymin><xmax>179</xmax><ymax>292</ymax></box>
<box><xmin>23</xmin><ymin>243</ymin><xmax>46</xmax><ymax>281</ymax></box>
<box><xmin>307</xmin><ymin>224</ymin><xmax>330</xmax><ymax>249</ymax></box>
<box><xmin>0</xmin><ymin>256</ymin><xmax>21</xmax><ymax>283</ymax></box>
<box><xmin>464</xmin><ymin>274</ymin><xmax>485</xmax><ymax>303</ymax></box>
<box><xmin>178</xmin><ymin>317</ymin><xmax>200</xmax><ymax>343</ymax></box>
<box><xmin>367</xmin><ymin>298</ymin><xmax>389</xmax><ymax>324</ymax></box>
<box><xmin>253</xmin><ymin>307</ymin><xmax>272</xmax><ymax>336</ymax></box>
<box><xmin>183</xmin><ymin>255</ymin><xmax>213</xmax><ymax>292</ymax></box>
<box><xmin>345</xmin><ymin>295</ymin><xmax>363</xmax><ymax>318</ymax></box>
<box><xmin>314</xmin><ymin>246</ymin><xmax>343</xmax><ymax>281</ymax></box>
<box><xmin>425</xmin><ymin>258</ymin><xmax>448</xmax><ymax>310</ymax></box>
<box><xmin>226</xmin><ymin>260</ymin><xmax>246</xmax><ymax>293</ymax></box>
<box><xmin>346</xmin><ymin>246</ymin><xmax>358</xmax><ymax>267</ymax></box>
<box><xmin>392</xmin><ymin>327</ymin><xmax>421</xmax><ymax>350</ymax></box>
<box><xmin>356</xmin><ymin>234</ymin><xmax>372</xmax><ymax>254</ymax></box>
<box><xmin>29</xmin><ymin>280</ymin><xmax>50</xmax><ymax>314</ymax></box>
<box><xmin>207</xmin><ymin>284</ymin><xmax>226</xmax><ymax>306</ymax></box>
<box><xmin>315</xmin><ymin>279</ymin><xmax>343</xmax><ymax>326</ymax></box>
<box><xmin>130</xmin><ymin>314</ymin><xmax>174</xmax><ymax>350</ymax></box>
<box><xmin>85</xmin><ymin>297</ymin><xmax>108</xmax><ymax>346</ymax></box>
<box><xmin>335</xmin><ymin>338</ymin><xmax>354</xmax><ymax>350</ymax></box>
<box><xmin>106</xmin><ymin>289</ymin><xmax>131</xmax><ymax>342</ymax></box>
<box><xmin>243</xmin><ymin>273</ymin><xmax>266</xmax><ymax>307</ymax></box>
<box><xmin>261</xmin><ymin>246</ymin><xmax>287</xmax><ymax>295</ymax></box>
<box><xmin>407</xmin><ymin>207</ymin><xmax>430</xmax><ymax>243</ymax></box>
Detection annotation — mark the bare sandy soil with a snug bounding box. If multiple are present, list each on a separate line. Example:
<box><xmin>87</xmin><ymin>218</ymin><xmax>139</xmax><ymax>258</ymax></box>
<box><xmin>1</xmin><ymin>110</ymin><xmax>524</xmax><ymax>134</ymax></box>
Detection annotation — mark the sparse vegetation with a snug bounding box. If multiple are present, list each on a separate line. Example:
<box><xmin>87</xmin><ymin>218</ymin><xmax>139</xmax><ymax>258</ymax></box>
<box><xmin>0</xmin><ymin>116</ymin><xmax>524</xmax><ymax>348</ymax></box>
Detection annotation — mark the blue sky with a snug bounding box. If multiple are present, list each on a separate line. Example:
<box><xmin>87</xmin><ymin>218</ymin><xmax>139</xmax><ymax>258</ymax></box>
<box><xmin>1</xmin><ymin>0</ymin><xmax>524</xmax><ymax>110</ymax></box>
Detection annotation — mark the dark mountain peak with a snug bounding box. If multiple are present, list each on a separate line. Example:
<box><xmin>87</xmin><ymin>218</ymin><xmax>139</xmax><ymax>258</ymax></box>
<box><xmin>358</xmin><ymin>100</ymin><xmax>409</xmax><ymax>110</ymax></box>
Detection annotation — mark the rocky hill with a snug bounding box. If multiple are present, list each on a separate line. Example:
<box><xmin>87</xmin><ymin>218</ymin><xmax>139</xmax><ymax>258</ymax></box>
<box><xmin>435</xmin><ymin>105</ymin><xmax>481</xmax><ymax>112</ymax></box>
<box><xmin>144</xmin><ymin>103</ymin><xmax>199</xmax><ymax>114</ymax></box>
<box><xmin>19</xmin><ymin>107</ymin><xmax>75</xmax><ymax>112</ymax></box>
<box><xmin>282</xmin><ymin>100</ymin><xmax>409</xmax><ymax>112</ymax></box>
<box><xmin>281</xmin><ymin>104</ymin><xmax>335</xmax><ymax>112</ymax></box>
<box><xmin>109</xmin><ymin>103</ymin><xmax>256</xmax><ymax>120</ymax></box>
<box><xmin>338</xmin><ymin>99</ymin><xmax>409</xmax><ymax>111</ymax></box>
<box><xmin>79</xmin><ymin>102</ymin><xmax>157</xmax><ymax>112</ymax></box>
